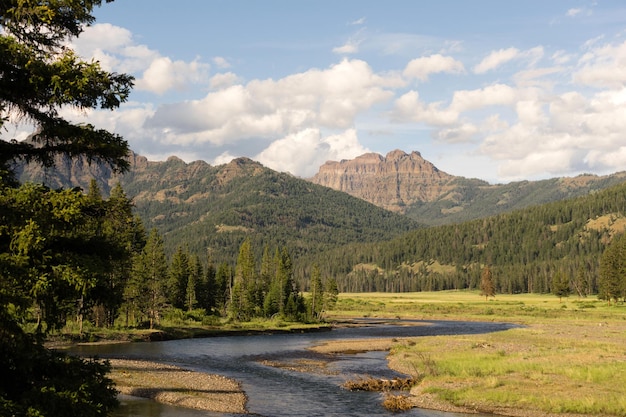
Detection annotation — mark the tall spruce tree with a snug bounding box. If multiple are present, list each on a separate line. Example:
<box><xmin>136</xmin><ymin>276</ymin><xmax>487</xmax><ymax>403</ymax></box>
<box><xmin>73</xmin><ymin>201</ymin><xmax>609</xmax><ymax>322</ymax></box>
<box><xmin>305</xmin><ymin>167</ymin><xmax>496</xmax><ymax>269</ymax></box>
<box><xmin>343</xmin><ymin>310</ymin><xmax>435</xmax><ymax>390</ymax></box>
<box><xmin>0</xmin><ymin>1</ymin><xmax>133</xmax><ymax>415</ymax></box>
<box><xmin>168</xmin><ymin>246</ymin><xmax>190</xmax><ymax>309</ymax></box>
<box><xmin>128</xmin><ymin>228</ymin><xmax>167</xmax><ymax>328</ymax></box>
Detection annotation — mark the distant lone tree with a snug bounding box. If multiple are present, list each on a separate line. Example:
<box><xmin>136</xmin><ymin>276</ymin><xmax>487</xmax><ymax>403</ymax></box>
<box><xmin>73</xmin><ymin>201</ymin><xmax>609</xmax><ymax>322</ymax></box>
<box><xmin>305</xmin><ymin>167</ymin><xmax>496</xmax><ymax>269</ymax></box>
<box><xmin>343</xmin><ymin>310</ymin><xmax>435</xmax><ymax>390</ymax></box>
<box><xmin>551</xmin><ymin>271</ymin><xmax>570</xmax><ymax>302</ymax></box>
<box><xmin>480</xmin><ymin>265</ymin><xmax>495</xmax><ymax>301</ymax></box>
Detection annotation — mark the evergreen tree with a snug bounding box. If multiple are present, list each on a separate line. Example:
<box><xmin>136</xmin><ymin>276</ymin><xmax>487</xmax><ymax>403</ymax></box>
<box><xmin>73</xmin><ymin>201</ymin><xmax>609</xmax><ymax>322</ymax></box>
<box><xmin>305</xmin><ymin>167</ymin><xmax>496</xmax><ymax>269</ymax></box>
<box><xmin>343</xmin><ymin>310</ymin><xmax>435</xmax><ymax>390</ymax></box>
<box><xmin>323</xmin><ymin>276</ymin><xmax>339</xmax><ymax>311</ymax></box>
<box><xmin>168</xmin><ymin>246</ymin><xmax>190</xmax><ymax>309</ymax></box>
<box><xmin>599</xmin><ymin>232</ymin><xmax>626</xmax><ymax>305</ymax></box>
<box><xmin>186</xmin><ymin>254</ymin><xmax>202</xmax><ymax>312</ymax></box>
<box><xmin>309</xmin><ymin>264</ymin><xmax>324</xmax><ymax>320</ymax></box>
<box><xmin>197</xmin><ymin>254</ymin><xmax>216</xmax><ymax>312</ymax></box>
<box><xmin>214</xmin><ymin>262</ymin><xmax>232</xmax><ymax>314</ymax></box>
<box><xmin>93</xmin><ymin>182</ymin><xmax>145</xmax><ymax>327</ymax></box>
<box><xmin>128</xmin><ymin>228</ymin><xmax>167</xmax><ymax>328</ymax></box>
<box><xmin>0</xmin><ymin>1</ymin><xmax>132</xmax><ymax>414</ymax></box>
<box><xmin>230</xmin><ymin>238</ymin><xmax>258</xmax><ymax>319</ymax></box>
<box><xmin>551</xmin><ymin>271</ymin><xmax>570</xmax><ymax>302</ymax></box>
<box><xmin>480</xmin><ymin>266</ymin><xmax>495</xmax><ymax>301</ymax></box>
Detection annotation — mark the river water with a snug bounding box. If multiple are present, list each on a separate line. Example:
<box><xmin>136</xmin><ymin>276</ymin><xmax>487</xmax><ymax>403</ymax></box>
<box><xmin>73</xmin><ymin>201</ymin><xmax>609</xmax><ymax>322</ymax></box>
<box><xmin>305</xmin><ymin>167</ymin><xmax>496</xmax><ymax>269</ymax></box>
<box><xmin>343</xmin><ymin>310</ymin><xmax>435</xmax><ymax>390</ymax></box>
<box><xmin>73</xmin><ymin>319</ymin><xmax>516</xmax><ymax>417</ymax></box>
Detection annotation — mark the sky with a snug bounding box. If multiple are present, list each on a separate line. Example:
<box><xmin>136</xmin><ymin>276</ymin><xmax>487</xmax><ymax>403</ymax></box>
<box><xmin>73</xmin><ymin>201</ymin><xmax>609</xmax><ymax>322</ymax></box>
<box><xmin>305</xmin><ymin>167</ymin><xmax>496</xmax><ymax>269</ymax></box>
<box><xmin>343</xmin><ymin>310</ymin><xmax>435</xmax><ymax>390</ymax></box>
<box><xmin>9</xmin><ymin>0</ymin><xmax>626</xmax><ymax>183</ymax></box>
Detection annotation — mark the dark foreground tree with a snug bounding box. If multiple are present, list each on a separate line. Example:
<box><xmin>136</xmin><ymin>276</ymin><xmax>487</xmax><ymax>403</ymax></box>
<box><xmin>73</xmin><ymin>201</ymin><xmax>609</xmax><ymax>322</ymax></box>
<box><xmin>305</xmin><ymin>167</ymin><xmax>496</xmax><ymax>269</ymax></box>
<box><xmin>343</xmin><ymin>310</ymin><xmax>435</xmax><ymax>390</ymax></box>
<box><xmin>0</xmin><ymin>0</ymin><xmax>133</xmax><ymax>176</ymax></box>
<box><xmin>0</xmin><ymin>1</ymin><xmax>133</xmax><ymax>415</ymax></box>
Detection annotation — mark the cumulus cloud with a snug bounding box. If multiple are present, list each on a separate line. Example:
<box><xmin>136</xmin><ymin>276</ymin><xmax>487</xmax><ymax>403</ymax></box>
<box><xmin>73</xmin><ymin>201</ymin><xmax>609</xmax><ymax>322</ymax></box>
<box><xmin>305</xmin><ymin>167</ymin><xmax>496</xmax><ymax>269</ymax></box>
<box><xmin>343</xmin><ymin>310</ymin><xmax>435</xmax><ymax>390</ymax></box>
<box><xmin>210</xmin><ymin>72</ymin><xmax>241</xmax><ymax>90</ymax></box>
<box><xmin>255</xmin><ymin>128</ymin><xmax>368</xmax><ymax>177</ymax></box>
<box><xmin>392</xmin><ymin>91</ymin><xmax>458</xmax><ymax>125</ymax></box>
<box><xmin>144</xmin><ymin>59</ymin><xmax>396</xmax><ymax>146</ymax></box>
<box><xmin>434</xmin><ymin>123</ymin><xmax>478</xmax><ymax>143</ymax></box>
<box><xmin>574</xmin><ymin>40</ymin><xmax>626</xmax><ymax>89</ymax></box>
<box><xmin>136</xmin><ymin>57</ymin><xmax>210</xmax><ymax>94</ymax></box>
<box><xmin>72</xmin><ymin>23</ymin><xmax>211</xmax><ymax>95</ymax></box>
<box><xmin>477</xmin><ymin>84</ymin><xmax>626</xmax><ymax>180</ymax></box>
<box><xmin>60</xmin><ymin>22</ymin><xmax>626</xmax><ymax>181</ymax></box>
<box><xmin>403</xmin><ymin>54</ymin><xmax>465</xmax><ymax>81</ymax></box>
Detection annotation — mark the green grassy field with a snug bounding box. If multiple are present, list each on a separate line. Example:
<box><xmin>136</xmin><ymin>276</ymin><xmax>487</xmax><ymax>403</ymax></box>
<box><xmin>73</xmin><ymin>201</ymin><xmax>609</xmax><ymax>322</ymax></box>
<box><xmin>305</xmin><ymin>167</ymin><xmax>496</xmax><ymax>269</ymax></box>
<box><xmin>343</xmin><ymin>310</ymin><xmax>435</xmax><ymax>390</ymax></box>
<box><xmin>328</xmin><ymin>291</ymin><xmax>626</xmax><ymax>416</ymax></box>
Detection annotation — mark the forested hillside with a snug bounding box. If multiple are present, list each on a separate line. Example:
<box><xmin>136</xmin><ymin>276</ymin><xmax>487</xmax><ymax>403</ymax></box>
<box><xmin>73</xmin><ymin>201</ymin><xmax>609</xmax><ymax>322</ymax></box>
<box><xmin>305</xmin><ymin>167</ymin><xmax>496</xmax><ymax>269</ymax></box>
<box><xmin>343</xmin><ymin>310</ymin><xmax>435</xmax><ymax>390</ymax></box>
<box><xmin>406</xmin><ymin>174</ymin><xmax>626</xmax><ymax>226</ymax></box>
<box><xmin>17</xmin><ymin>151</ymin><xmax>421</xmax><ymax>260</ymax></box>
<box><xmin>121</xmin><ymin>156</ymin><xmax>420</xmax><ymax>261</ymax></box>
<box><xmin>299</xmin><ymin>181</ymin><xmax>626</xmax><ymax>296</ymax></box>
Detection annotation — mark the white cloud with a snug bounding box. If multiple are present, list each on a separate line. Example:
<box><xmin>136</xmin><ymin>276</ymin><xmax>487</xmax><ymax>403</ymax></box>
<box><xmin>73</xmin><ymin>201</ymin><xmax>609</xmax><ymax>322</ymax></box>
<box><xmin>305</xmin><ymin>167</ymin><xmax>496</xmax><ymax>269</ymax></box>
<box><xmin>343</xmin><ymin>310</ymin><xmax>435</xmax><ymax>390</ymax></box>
<box><xmin>391</xmin><ymin>91</ymin><xmax>458</xmax><ymax>125</ymax></box>
<box><xmin>574</xmin><ymin>40</ymin><xmax>626</xmax><ymax>89</ymax></box>
<box><xmin>72</xmin><ymin>23</ymin><xmax>211</xmax><ymax>95</ymax></box>
<box><xmin>333</xmin><ymin>41</ymin><xmax>359</xmax><ymax>55</ymax></box>
<box><xmin>210</xmin><ymin>72</ymin><xmax>241</xmax><ymax>90</ymax></box>
<box><xmin>212</xmin><ymin>151</ymin><xmax>238</xmax><ymax>166</ymax></box>
<box><xmin>450</xmin><ymin>84</ymin><xmax>518</xmax><ymax>113</ymax></box>
<box><xmin>59</xmin><ymin>23</ymin><xmax>626</xmax><ymax>182</ymax></box>
<box><xmin>136</xmin><ymin>57</ymin><xmax>210</xmax><ymax>94</ymax></box>
<box><xmin>476</xmin><ymin>85</ymin><xmax>626</xmax><ymax>180</ymax></box>
<box><xmin>474</xmin><ymin>47</ymin><xmax>520</xmax><ymax>73</ymax></box>
<box><xmin>434</xmin><ymin>123</ymin><xmax>478</xmax><ymax>143</ymax></box>
<box><xmin>255</xmin><ymin>128</ymin><xmax>368</xmax><ymax>177</ymax></box>
<box><xmin>403</xmin><ymin>54</ymin><xmax>465</xmax><ymax>82</ymax></box>
<box><xmin>144</xmin><ymin>59</ymin><xmax>396</xmax><ymax>146</ymax></box>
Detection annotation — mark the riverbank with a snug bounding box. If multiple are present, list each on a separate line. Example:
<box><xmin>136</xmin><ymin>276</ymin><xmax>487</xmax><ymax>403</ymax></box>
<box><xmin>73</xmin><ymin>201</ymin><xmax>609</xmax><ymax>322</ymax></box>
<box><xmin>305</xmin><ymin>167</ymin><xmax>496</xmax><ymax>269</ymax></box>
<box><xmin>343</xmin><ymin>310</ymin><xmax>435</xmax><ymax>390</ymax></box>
<box><xmin>107</xmin><ymin>359</ymin><xmax>247</xmax><ymax>414</ymax></box>
<box><xmin>65</xmin><ymin>292</ymin><xmax>626</xmax><ymax>416</ymax></box>
<box><xmin>317</xmin><ymin>292</ymin><xmax>626</xmax><ymax>417</ymax></box>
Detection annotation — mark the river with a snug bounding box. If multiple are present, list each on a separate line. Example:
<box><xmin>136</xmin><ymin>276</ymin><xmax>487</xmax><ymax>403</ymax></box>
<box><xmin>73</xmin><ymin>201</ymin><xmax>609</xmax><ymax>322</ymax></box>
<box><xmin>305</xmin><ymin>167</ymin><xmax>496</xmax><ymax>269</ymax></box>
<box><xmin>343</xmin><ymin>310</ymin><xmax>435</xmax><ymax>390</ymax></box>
<box><xmin>73</xmin><ymin>319</ymin><xmax>516</xmax><ymax>417</ymax></box>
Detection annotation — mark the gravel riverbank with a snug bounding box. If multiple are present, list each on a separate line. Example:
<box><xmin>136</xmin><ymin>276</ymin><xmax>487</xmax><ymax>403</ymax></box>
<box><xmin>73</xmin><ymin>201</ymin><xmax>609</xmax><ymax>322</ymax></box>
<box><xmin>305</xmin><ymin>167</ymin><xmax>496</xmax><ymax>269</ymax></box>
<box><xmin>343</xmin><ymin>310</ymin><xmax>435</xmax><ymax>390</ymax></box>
<box><xmin>108</xmin><ymin>359</ymin><xmax>247</xmax><ymax>414</ymax></box>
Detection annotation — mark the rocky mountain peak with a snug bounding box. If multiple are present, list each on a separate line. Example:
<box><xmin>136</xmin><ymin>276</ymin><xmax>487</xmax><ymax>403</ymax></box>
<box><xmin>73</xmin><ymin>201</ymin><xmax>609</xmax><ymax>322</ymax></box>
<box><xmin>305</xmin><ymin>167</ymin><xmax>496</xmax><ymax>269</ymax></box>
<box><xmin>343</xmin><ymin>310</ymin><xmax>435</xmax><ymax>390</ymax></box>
<box><xmin>309</xmin><ymin>150</ymin><xmax>456</xmax><ymax>213</ymax></box>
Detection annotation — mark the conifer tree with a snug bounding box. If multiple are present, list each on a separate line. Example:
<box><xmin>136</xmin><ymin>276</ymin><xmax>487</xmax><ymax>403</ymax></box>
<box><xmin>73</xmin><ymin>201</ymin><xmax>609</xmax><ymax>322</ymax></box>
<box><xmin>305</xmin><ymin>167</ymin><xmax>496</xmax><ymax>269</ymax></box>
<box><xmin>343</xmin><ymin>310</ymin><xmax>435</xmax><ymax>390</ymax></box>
<box><xmin>128</xmin><ymin>228</ymin><xmax>167</xmax><ymax>328</ymax></box>
<box><xmin>599</xmin><ymin>232</ymin><xmax>626</xmax><ymax>305</ymax></box>
<box><xmin>0</xmin><ymin>1</ymin><xmax>132</xmax><ymax>414</ymax></box>
<box><xmin>168</xmin><ymin>246</ymin><xmax>190</xmax><ymax>309</ymax></box>
<box><xmin>551</xmin><ymin>271</ymin><xmax>570</xmax><ymax>302</ymax></box>
<box><xmin>214</xmin><ymin>262</ymin><xmax>232</xmax><ymax>314</ymax></box>
<box><xmin>309</xmin><ymin>264</ymin><xmax>324</xmax><ymax>320</ymax></box>
<box><xmin>197</xmin><ymin>253</ymin><xmax>216</xmax><ymax>312</ymax></box>
<box><xmin>480</xmin><ymin>265</ymin><xmax>495</xmax><ymax>301</ymax></box>
<box><xmin>186</xmin><ymin>254</ymin><xmax>202</xmax><ymax>312</ymax></box>
<box><xmin>230</xmin><ymin>238</ymin><xmax>258</xmax><ymax>319</ymax></box>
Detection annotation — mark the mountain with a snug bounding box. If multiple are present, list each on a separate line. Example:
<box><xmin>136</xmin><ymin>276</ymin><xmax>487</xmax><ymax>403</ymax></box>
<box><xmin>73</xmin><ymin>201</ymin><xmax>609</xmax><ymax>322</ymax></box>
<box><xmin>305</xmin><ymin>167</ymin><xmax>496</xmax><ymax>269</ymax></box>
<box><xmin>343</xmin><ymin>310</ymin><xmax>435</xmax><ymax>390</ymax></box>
<box><xmin>15</xmin><ymin>152</ymin><xmax>420</xmax><ymax>261</ymax></box>
<box><xmin>310</xmin><ymin>150</ymin><xmax>461</xmax><ymax>213</ymax></box>
<box><xmin>309</xmin><ymin>150</ymin><xmax>626</xmax><ymax>225</ymax></box>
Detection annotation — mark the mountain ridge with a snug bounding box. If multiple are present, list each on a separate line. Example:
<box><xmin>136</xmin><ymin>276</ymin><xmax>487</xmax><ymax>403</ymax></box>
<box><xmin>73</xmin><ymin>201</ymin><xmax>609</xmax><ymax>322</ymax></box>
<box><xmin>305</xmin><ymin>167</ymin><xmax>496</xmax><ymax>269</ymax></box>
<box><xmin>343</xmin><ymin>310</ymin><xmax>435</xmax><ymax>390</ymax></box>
<box><xmin>308</xmin><ymin>149</ymin><xmax>626</xmax><ymax>225</ymax></box>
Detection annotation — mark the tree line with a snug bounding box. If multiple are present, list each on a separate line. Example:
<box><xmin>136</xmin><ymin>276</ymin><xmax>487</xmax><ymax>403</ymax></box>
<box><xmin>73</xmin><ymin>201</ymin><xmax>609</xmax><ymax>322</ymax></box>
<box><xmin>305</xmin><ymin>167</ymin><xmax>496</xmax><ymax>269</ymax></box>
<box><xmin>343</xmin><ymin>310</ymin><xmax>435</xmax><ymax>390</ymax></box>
<box><xmin>126</xmin><ymin>227</ymin><xmax>339</xmax><ymax>329</ymax></box>
<box><xmin>296</xmin><ymin>181</ymin><xmax>626</xmax><ymax>302</ymax></box>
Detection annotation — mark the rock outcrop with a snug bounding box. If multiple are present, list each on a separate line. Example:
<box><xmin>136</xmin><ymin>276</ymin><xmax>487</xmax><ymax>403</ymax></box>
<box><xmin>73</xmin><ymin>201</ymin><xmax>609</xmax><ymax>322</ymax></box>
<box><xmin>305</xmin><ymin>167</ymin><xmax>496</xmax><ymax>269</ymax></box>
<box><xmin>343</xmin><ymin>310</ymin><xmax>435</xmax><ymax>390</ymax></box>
<box><xmin>309</xmin><ymin>150</ymin><xmax>457</xmax><ymax>213</ymax></box>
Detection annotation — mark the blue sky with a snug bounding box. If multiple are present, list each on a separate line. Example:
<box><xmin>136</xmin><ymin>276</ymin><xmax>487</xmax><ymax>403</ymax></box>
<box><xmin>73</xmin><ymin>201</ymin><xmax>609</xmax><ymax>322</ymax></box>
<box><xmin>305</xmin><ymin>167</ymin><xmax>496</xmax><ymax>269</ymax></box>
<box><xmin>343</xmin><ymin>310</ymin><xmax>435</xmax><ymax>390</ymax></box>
<box><xmin>12</xmin><ymin>0</ymin><xmax>626</xmax><ymax>183</ymax></box>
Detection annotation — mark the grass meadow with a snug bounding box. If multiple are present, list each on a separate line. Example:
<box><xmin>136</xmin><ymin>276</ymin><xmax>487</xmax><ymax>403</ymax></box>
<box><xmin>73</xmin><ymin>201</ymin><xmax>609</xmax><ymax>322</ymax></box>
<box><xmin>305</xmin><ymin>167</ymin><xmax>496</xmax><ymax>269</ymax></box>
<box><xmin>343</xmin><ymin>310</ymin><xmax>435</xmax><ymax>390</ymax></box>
<box><xmin>328</xmin><ymin>291</ymin><xmax>626</xmax><ymax>416</ymax></box>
